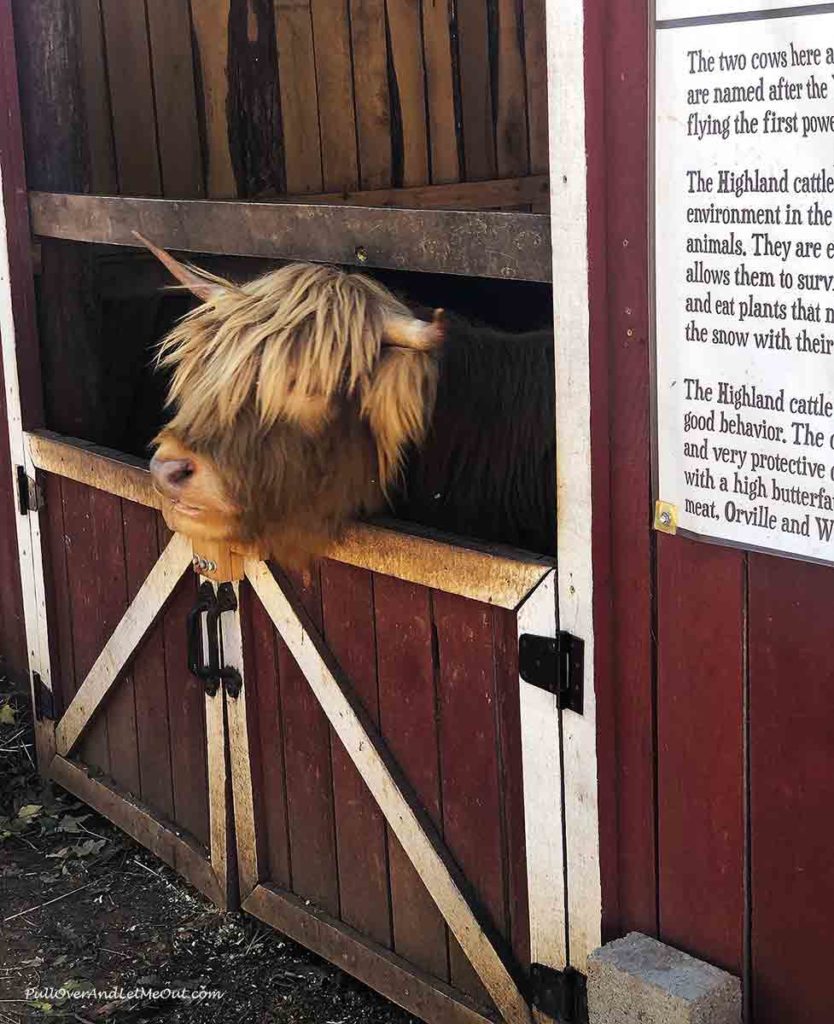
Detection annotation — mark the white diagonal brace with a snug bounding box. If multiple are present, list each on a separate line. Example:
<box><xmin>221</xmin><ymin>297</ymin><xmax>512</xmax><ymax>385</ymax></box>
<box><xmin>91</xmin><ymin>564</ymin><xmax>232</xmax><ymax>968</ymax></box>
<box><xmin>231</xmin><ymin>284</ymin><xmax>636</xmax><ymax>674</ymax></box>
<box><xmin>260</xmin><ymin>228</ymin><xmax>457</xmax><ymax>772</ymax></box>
<box><xmin>56</xmin><ymin>532</ymin><xmax>193</xmax><ymax>756</ymax></box>
<box><xmin>245</xmin><ymin>559</ymin><xmax>533</xmax><ymax>1024</ymax></box>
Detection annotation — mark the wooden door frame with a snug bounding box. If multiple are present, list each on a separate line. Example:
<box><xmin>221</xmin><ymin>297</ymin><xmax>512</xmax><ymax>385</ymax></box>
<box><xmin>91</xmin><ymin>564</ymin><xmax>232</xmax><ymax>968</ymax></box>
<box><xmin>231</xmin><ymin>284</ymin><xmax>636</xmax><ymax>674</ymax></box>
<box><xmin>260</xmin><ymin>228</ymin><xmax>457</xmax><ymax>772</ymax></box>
<box><xmin>0</xmin><ymin>0</ymin><xmax>607</xmax><ymax>1003</ymax></box>
<box><xmin>543</xmin><ymin>0</ymin><xmax>604</xmax><ymax>974</ymax></box>
<box><xmin>0</xmin><ymin>0</ymin><xmax>55</xmax><ymax>772</ymax></box>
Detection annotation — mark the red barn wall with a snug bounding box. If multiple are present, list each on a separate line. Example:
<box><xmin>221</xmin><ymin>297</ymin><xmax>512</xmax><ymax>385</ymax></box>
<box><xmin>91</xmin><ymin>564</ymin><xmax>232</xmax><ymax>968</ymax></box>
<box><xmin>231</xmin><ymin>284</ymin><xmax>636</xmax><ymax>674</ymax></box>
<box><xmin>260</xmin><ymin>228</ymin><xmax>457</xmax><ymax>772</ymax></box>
<box><xmin>598</xmin><ymin>2</ymin><xmax>834</xmax><ymax>1022</ymax></box>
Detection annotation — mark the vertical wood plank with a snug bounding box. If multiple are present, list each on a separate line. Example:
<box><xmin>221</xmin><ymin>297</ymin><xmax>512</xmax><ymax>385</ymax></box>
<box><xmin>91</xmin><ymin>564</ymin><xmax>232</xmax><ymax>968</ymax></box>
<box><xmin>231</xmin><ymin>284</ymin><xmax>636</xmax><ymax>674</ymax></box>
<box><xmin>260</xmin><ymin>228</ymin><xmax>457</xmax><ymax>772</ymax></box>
<box><xmin>548</xmin><ymin>0</ymin><xmax>603</xmax><ymax>967</ymax></box>
<box><xmin>657</xmin><ymin>536</ymin><xmax>744</xmax><ymax>975</ymax></box>
<box><xmin>321</xmin><ymin>560</ymin><xmax>391</xmax><ymax>947</ymax></box>
<box><xmin>375</xmin><ymin>574</ymin><xmax>449</xmax><ymax>982</ymax></box>
<box><xmin>277</xmin><ymin>564</ymin><xmax>340</xmax><ymax>915</ymax></box>
<box><xmin>455</xmin><ymin>0</ymin><xmax>495</xmax><ymax>180</ymax></box>
<box><xmin>89</xmin><ymin>489</ymin><xmax>138</xmax><ymax>796</ymax></box>
<box><xmin>517</xmin><ymin>573</ymin><xmax>566</xmax><ymax>970</ymax></box>
<box><xmin>421</xmin><ymin>0</ymin><xmax>460</xmax><ymax>183</ymax></box>
<box><xmin>100</xmin><ymin>0</ymin><xmax>162</xmax><ymax>196</ymax></box>
<box><xmin>77</xmin><ymin>0</ymin><xmax>117</xmax><ymax>193</ymax></box>
<box><xmin>601</xmin><ymin>0</ymin><xmax>655</xmax><ymax>941</ymax></box>
<box><xmin>748</xmin><ymin>556</ymin><xmax>834</xmax><ymax>1024</ymax></box>
<box><xmin>0</xmin><ymin>378</ymin><xmax>26</xmax><ymax>685</ymax></box>
<box><xmin>191</xmin><ymin>0</ymin><xmax>237</xmax><ymax>197</ymax></box>
<box><xmin>147</xmin><ymin>0</ymin><xmax>205</xmax><ymax>198</ymax></box>
<box><xmin>123</xmin><ymin>503</ymin><xmax>174</xmax><ymax>820</ymax></box>
<box><xmin>1</xmin><ymin>0</ymin><xmax>54</xmax><ymax>765</ymax></box>
<box><xmin>493</xmin><ymin>606</ymin><xmax>531</xmax><ymax>969</ymax></box>
<box><xmin>12</xmin><ymin>2</ymin><xmax>110</xmax><ymax>443</ymax></box>
<box><xmin>41</xmin><ymin>476</ymin><xmax>75</xmax><ymax>716</ymax></box>
<box><xmin>274</xmin><ymin>0</ymin><xmax>323</xmax><ymax>193</ymax></box>
<box><xmin>226</xmin><ymin>583</ymin><xmax>264</xmax><ymax>898</ymax></box>
<box><xmin>495</xmin><ymin>0</ymin><xmax>528</xmax><ymax>177</ymax></box>
<box><xmin>350</xmin><ymin>0</ymin><xmax>392</xmax><ymax>188</ymax></box>
<box><xmin>435</xmin><ymin>590</ymin><xmax>506</xmax><ymax>1003</ymax></box>
<box><xmin>248</xmin><ymin>584</ymin><xmax>292</xmax><ymax>887</ymax></box>
<box><xmin>522</xmin><ymin>0</ymin><xmax>547</xmax><ymax>175</ymax></box>
<box><xmin>159</xmin><ymin>522</ymin><xmax>210</xmax><ymax>846</ymax></box>
<box><xmin>386</xmin><ymin>0</ymin><xmax>429</xmax><ymax>186</ymax></box>
<box><xmin>227</xmin><ymin>0</ymin><xmax>285</xmax><ymax>198</ymax></box>
<box><xmin>60</xmin><ymin>480</ymin><xmax>109</xmax><ymax>775</ymax></box>
<box><xmin>310</xmin><ymin>0</ymin><xmax>359</xmax><ymax>192</ymax></box>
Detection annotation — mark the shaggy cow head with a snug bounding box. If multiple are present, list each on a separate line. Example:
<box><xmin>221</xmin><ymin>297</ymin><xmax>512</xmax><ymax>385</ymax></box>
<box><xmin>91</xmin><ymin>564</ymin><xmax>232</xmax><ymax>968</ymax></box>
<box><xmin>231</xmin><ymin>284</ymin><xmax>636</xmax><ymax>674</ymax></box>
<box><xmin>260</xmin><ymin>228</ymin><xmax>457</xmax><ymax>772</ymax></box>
<box><xmin>140</xmin><ymin>235</ymin><xmax>444</xmax><ymax>565</ymax></box>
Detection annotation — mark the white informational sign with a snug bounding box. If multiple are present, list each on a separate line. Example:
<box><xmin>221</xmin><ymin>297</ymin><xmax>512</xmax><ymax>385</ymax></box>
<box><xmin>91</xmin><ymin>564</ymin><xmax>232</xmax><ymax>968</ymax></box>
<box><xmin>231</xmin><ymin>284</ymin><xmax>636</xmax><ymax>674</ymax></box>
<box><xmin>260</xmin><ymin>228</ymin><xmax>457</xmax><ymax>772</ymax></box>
<box><xmin>654</xmin><ymin>2</ymin><xmax>834</xmax><ymax>562</ymax></box>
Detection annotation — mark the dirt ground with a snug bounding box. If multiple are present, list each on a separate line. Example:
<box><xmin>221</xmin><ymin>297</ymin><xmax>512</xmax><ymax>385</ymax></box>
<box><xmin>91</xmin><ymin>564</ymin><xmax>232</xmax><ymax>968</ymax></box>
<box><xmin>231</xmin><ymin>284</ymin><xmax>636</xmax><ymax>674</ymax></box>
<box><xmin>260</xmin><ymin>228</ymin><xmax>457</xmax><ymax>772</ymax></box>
<box><xmin>0</xmin><ymin>671</ymin><xmax>417</xmax><ymax>1024</ymax></box>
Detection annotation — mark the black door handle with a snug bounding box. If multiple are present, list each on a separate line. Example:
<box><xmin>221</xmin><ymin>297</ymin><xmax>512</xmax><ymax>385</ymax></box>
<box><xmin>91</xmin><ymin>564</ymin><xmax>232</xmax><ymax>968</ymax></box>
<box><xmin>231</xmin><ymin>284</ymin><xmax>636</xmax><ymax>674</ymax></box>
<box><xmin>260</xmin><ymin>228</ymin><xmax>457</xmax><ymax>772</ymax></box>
<box><xmin>187</xmin><ymin>581</ymin><xmax>221</xmax><ymax>695</ymax></box>
<box><xmin>186</xmin><ymin>580</ymin><xmax>243</xmax><ymax>698</ymax></box>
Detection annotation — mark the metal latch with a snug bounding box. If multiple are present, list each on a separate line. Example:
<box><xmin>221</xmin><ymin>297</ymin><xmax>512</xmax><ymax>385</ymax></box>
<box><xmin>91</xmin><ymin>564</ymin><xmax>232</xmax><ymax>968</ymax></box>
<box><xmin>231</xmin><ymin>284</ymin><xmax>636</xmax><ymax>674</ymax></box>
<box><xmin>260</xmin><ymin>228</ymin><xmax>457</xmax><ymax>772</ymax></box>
<box><xmin>529</xmin><ymin>964</ymin><xmax>587</xmax><ymax>1023</ymax></box>
<box><xmin>186</xmin><ymin>581</ymin><xmax>242</xmax><ymax>698</ymax></box>
<box><xmin>518</xmin><ymin>632</ymin><xmax>584</xmax><ymax>714</ymax></box>
<box><xmin>216</xmin><ymin>583</ymin><xmax>242</xmax><ymax>698</ymax></box>
<box><xmin>16</xmin><ymin>466</ymin><xmax>44</xmax><ymax>515</ymax></box>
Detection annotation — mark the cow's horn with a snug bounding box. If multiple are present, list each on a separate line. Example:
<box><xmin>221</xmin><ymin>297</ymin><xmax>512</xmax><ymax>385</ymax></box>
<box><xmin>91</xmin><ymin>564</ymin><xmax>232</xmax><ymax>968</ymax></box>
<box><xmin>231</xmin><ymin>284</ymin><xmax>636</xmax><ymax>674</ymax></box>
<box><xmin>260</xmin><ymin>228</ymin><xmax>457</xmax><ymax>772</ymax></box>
<box><xmin>383</xmin><ymin>309</ymin><xmax>445</xmax><ymax>351</ymax></box>
<box><xmin>132</xmin><ymin>231</ymin><xmax>220</xmax><ymax>302</ymax></box>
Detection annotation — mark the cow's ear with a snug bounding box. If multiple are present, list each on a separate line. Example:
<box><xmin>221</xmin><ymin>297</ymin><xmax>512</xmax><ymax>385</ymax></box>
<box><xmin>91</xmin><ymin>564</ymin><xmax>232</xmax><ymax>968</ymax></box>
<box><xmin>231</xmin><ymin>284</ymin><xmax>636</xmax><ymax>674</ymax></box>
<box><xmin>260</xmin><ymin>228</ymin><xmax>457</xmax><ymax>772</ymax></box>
<box><xmin>132</xmin><ymin>231</ymin><xmax>223</xmax><ymax>302</ymax></box>
<box><xmin>382</xmin><ymin>309</ymin><xmax>445</xmax><ymax>351</ymax></box>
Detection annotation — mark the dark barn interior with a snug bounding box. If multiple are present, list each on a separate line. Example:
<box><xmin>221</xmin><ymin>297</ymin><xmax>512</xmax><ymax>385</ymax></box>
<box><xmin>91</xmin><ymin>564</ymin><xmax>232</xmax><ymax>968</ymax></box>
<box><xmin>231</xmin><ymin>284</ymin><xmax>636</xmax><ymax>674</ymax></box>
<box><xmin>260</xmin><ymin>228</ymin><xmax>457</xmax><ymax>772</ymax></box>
<box><xmin>17</xmin><ymin>0</ymin><xmax>555</xmax><ymax>556</ymax></box>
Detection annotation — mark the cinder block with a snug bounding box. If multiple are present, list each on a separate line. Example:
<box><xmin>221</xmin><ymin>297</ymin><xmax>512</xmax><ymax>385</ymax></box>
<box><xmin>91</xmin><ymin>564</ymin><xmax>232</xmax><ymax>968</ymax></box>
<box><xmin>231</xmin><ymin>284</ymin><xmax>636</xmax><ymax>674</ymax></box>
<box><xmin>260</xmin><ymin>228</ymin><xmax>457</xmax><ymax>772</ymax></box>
<box><xmin>587</xmin><ymin>932</ymin><xmax>741</xmax><ymax>1024</ymax></box>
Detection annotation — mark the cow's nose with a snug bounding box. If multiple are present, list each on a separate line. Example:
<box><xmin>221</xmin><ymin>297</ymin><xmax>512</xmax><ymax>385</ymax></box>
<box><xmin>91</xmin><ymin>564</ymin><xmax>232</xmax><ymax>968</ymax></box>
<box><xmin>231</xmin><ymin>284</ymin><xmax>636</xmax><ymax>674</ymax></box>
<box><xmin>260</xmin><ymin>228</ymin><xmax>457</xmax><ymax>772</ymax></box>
<box><xmin>150</xmin><ymin>455</ymin><xmax>195</xmax><ymax>495</ymax></box>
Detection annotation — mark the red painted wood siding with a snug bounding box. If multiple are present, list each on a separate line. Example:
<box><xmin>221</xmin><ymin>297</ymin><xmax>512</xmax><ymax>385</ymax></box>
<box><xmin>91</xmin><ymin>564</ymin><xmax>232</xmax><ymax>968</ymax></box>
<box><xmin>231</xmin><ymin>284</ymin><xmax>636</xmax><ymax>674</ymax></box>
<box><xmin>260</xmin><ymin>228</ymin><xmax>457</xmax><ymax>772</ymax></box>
<box><xmin>40</xmin><ymin>477</ymin><xmax>209</xmax><ymax>847</ymax></box>
<box><xmin>602</xmin><ymin>4</ymin><xmax>834</xmax><ymax>1022</ymax></box>
<box><xmin>246</xmin><ymin>561</ymin><xmax>530</xmax><ymax>1010</ymax></box>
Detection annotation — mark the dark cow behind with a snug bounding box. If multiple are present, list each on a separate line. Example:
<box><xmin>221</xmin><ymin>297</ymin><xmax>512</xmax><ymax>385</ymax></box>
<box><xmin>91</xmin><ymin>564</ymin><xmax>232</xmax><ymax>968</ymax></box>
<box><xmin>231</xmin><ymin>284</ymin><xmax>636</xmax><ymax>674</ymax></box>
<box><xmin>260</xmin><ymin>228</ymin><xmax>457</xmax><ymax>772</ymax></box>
<box><xmin>394</xmin><ymin>313</ymin><xmax>555</xmax><ymax>556</ymax></box>
<box><xmin>136</xmin><ymin>238</ymin><xmax>555</xmax><ymax>563</ymax></box>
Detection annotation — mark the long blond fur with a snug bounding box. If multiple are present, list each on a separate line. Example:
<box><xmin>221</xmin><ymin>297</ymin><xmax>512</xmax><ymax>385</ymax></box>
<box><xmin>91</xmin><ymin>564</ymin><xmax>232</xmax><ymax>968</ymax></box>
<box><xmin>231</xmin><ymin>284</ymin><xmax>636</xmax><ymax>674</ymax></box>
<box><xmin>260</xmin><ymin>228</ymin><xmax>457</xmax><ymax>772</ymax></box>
<box><xmin>157</xmin><ymin>263</ymin><xmax>439</xmax><ymax>492</ymax></box>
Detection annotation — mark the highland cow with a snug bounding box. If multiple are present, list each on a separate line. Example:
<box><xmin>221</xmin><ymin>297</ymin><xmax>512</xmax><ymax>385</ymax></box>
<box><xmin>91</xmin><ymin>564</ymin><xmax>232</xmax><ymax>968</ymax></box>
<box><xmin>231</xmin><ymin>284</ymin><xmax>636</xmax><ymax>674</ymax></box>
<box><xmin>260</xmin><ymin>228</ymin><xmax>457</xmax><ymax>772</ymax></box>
<box><xmin>142</xmin><ymin>236</ymin><xmax>555</xmax><ymax>564</ymax></box>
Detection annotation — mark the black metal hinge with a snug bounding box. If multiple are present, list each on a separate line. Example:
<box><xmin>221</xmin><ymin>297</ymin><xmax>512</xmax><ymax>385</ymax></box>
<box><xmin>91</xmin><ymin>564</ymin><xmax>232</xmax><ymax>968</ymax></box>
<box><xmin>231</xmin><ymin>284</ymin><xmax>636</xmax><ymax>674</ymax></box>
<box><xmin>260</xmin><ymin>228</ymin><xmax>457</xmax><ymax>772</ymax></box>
<box><xmin>16</xmin><ymin>466</ymin><xmax>44</xmax><ymax>515</ymax></box>
<box><xmin>518</xmin><ymin>631</ymin><xmax>584</xmax><ymax>714</ymax></box>
<box><xmin>32</xmin><ymin>672</ymin><xmax>54</xmax><ymax>721</ymax></box>
<box><xmin>529</xmin><ymin>964</ymin><xmax>587</xmax><ymax>1023</ymax></box>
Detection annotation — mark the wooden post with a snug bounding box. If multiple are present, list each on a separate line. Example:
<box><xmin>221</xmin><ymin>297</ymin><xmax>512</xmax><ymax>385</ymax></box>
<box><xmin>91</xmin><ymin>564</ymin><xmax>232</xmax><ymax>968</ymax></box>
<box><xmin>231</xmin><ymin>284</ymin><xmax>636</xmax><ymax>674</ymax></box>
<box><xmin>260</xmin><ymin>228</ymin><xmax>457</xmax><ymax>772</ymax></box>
<box><xmin>545</xmin><ymin>0</ymin><xmax>602</xmax><ymax>971</ymax></box>
<box><xmin>0</xmin><ymin>0</ymin><xmax>55</xmax><ymax>768</ymax></box>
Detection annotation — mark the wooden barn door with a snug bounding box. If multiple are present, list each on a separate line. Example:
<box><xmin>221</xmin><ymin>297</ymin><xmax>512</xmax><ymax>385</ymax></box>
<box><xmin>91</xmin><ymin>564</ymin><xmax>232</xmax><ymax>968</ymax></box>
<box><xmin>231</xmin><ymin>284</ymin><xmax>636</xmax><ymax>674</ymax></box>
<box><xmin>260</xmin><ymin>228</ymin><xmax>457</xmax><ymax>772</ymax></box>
<box><xmin>206</xmin><ymin>545</ymin><xmax>569</xmax><ymax>1024</ymax></box>
<box><xmin>40</xmin><ymin>519</ymin><xmax>237</xmax><ymax>909</ymax></box>
<box><xmin>0</xmin><ymin>0</ymin><xmax>606</xmax><ymax>1018</ymax></box>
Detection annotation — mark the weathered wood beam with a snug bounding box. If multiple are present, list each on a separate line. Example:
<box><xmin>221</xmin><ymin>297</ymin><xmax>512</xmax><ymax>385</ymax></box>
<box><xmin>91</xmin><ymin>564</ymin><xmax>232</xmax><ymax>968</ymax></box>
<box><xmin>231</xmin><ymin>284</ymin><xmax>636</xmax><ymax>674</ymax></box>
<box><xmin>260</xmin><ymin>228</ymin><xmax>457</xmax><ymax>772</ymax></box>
<box><xmin>29</xmin><ymin>192</ymin><xmax>552</xmax><ymax>282</ymax></box>
<box><xmin>27</xmin><ymin>430</ymin><xmax>553</xmax><ymax>608</ymax></box>
<box><xmin>282</xmin><ymin>175</ymin><xmax>548</xmax><ymax>210</ymax></box>
<box><xmin>243</xmin><ymin>883</ymin><xmax>496</xmax><ymax>1024</ymax></box>
<box><xmin>50</xmin><ymin>755</ymin><xmax>226</xmax><ymax>906</ymax></box>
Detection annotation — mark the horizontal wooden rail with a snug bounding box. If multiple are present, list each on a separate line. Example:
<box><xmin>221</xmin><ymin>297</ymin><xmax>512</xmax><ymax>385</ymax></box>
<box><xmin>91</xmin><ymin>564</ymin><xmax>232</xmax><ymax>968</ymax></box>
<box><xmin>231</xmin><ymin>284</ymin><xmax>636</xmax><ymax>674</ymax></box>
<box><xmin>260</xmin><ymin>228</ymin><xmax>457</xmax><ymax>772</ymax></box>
<box><xmin>244</xmin><ymin>884</ymin><xmax>496</xmax><ymax>1024</ymax></box>
<box><xmin>29</xmin><ymin>192</ymin><xmax>551</xmax><ymax>282</ymax></box>
<box><xmin>27</xmin><ymin>430</ymin><xmax>553</xmax><ymax>608</ymax></box>
<box><xmin>284</xmin><ymin>175</ymin><xmax>549</xmax><ymax>210</ymax></box>
<box><xmin>49</xmin><ymin>756</ymin><xmax>225</xmax><ymax>907</ymax></box>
